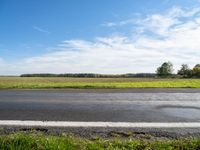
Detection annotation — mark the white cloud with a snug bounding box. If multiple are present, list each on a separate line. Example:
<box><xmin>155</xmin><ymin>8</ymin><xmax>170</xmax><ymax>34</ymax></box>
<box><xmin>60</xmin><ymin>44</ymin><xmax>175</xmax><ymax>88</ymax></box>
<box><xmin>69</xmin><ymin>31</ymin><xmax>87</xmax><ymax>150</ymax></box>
<box><xmin>2</xmin><ymin>6</ymin><xmax>200</xmax><ymax>75</ymax></box>
<box><xmin>136</xmin><ymin>6</ymin><xmax>200</xmax><ymax>37</ymax></box>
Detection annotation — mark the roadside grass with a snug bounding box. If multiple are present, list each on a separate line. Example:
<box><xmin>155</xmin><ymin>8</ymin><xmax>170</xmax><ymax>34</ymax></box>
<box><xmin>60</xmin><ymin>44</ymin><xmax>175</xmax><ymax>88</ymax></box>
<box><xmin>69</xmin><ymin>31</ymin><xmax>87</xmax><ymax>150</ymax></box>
<box><xmin>0</xmin><ymin>133</ymin><xmax>200</xmax><ymax>150</ymax></box>
<box><xmin>0</xmin><ymin>77</ymin><xmax>200</xmax><ymax>89</ymax></box>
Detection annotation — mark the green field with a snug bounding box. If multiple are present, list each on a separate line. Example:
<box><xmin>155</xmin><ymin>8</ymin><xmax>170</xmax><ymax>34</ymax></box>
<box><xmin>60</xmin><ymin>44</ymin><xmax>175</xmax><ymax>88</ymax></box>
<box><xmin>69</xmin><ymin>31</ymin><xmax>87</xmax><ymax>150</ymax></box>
<box><xmin>0</xmin><ymin>133</ymin><xmax>200</xmax><ymax>150</ymax></box>
<box><xmin>0</xmin><ymin>77</ymin><xmax>200</xmax><ymax>89</ymax></box>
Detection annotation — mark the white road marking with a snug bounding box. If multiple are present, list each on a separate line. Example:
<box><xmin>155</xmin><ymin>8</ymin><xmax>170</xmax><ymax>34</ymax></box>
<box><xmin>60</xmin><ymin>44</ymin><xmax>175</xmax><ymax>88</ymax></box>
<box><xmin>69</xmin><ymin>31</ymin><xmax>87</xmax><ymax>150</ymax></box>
<box><xmin>0</xmin><ymin>120</ymin><xmax>200</xmax><ymax>128</ymax></box>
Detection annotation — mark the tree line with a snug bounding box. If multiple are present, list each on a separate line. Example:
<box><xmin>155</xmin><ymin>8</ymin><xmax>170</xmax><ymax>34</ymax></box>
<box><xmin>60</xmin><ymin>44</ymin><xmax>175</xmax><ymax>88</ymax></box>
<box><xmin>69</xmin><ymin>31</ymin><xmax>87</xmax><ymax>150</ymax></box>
<box><xmin>20</xmin><ymin>73</ymin><xmax>156</xmax><ymax>78</ymax></box>
<box><xmin>156</xmin><ymin>62</ymin><xmax>200</xmax><ymax>78</ymax></box>
<box><xmin>20</xmin><ymin>62</ymin><xmax>200</xmax><ymax>78</ymax></box>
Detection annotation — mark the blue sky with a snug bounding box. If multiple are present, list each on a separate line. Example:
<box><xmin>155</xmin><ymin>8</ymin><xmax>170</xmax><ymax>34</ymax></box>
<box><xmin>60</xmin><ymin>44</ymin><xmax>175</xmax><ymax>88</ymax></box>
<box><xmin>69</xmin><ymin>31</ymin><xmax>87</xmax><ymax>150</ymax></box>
<box><xmin>0</xmin><ymin>0</ymin><xmax>200</xmax><ymax>75</ymax></box>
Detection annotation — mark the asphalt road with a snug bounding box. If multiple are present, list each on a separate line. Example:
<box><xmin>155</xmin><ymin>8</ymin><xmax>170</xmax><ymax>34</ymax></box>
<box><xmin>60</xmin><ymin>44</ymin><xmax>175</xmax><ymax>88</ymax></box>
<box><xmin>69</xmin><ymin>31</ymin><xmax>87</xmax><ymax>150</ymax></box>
<box><xmin>0</xmin><ymin>89</ymin><xmax>200</xmax><ymax>122</ymax></box>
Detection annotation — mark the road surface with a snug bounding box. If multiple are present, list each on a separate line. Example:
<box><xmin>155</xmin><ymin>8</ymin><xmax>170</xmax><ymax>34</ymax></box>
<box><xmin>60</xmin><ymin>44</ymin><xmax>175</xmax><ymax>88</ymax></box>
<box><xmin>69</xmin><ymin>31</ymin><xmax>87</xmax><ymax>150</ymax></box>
<box><xmin>0</xmin><ymin>89</ymin><xmax>200</xmax><ymax>122</ymax></box>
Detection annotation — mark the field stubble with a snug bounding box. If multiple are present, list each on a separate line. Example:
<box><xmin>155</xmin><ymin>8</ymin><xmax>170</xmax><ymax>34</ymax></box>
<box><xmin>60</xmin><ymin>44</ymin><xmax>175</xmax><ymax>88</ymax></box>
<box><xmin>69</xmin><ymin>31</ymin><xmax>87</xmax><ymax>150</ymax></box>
<box><xmin>0</xmin><ymin>77</ymin><xmax>200</xmax><ymax>89</ymax></box>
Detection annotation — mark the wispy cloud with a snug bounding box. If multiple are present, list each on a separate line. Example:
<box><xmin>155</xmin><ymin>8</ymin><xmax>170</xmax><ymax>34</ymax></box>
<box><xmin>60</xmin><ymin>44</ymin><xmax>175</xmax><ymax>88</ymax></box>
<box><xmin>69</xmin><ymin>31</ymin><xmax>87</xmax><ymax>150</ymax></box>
<box><xmin>102</xmin><ymin>19</ymin><xmax>136</xmax><ymax>27</ymax></box>
<box><xmin>103</xmin><ymin>6</ymin><xmax>200</xmax><ymax>29</ymax></box>
<box><xmin>162</xmin><ymin>0</ymin><xmax>170</xmax><ymax>4</ymax></box>
<box><xmin>102</xmin><ymin>22</ymin><xmax>117</xmax><ymax>27</ymax></box>
<box><xmin>33</xmin><ymin>26</ymin><xmax>51</xmax><ymax>34</ymax></box>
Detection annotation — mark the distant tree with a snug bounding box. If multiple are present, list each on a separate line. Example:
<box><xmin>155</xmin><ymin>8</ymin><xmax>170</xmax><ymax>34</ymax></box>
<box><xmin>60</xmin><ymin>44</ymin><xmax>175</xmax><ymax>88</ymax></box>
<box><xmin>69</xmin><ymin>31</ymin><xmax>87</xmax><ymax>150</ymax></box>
<box><xmin>193</xmin><ymin>64</ymin><xmax>200</xmax><ymax>77</ymax></box>
<box><xmin>156</xmin><ymin>62</ymin><xmax>174</xmax><ymax>77</ymax></box>
<box><xmin>177</xmin><ymin>64</ymin><xmax>192</xmax><ymax>78</ymax></box>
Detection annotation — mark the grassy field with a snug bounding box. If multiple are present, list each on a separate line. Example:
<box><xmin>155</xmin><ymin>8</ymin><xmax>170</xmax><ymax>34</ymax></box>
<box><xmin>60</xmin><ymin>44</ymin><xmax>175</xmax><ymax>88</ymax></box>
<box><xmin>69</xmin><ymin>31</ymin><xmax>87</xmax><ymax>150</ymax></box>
<box><xmin>0</xmin><ymin>133</ymin><xmax>200</xmax><ymax>150</ymax></box>
<box><xmin>0</xmin><ymin>77</ymin><xmax>200</xmax><ymax>89</ymax></box>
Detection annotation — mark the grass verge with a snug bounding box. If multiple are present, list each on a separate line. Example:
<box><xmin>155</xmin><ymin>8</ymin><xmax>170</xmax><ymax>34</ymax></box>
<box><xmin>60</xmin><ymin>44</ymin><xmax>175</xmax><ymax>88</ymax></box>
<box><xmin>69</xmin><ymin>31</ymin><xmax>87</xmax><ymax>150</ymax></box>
<box><xmin>0</xmin><ymin>77</ymin><xmax>200</xmax><ymax>89</ymax></box>
<box><xmin>0</xmin><ymin>133</ymin><xmax>200</xmax><ymax>150</ymax></box>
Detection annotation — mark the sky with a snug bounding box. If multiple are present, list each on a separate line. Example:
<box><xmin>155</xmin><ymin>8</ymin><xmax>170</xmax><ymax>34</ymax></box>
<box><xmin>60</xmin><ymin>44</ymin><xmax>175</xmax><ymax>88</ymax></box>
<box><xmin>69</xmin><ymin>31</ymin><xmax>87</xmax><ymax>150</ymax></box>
<box><xmin>1</xmin><ymin>0</ymin><xmax>200</xmax><ymax>75</ymax></box>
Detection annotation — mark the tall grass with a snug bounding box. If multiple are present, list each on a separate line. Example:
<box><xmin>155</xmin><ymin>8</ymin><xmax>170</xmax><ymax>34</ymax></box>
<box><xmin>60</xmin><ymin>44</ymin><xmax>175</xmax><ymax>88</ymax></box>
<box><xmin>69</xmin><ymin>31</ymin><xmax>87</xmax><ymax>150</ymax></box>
<box><xmin>0</xmin><ymin>133</ymin><xmax>200</xmax><ymax>150</ymax></box>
